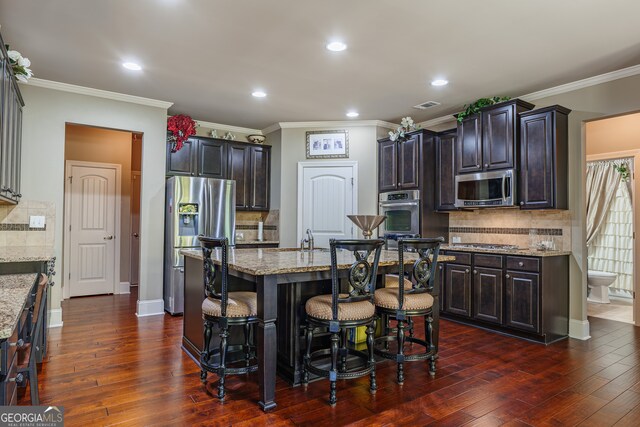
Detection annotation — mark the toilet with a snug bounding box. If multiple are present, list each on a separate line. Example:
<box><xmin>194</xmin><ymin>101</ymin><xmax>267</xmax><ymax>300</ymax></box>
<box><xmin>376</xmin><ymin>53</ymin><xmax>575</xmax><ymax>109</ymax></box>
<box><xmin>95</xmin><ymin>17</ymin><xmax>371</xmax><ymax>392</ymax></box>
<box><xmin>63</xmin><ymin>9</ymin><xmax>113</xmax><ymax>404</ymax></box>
<box><xmin>587</xmin><ymin>270</ymin><xmax>618</xmax><ymax>304</ymax></box>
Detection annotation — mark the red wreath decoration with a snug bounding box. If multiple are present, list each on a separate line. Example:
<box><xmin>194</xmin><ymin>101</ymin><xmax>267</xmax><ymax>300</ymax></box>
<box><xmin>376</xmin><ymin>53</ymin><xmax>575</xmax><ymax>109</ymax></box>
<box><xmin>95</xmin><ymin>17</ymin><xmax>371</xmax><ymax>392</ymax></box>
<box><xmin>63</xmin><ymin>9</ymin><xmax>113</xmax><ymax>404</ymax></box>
<box><xmin>167</xmin><ymin>114</ymin><xmax>197</xmax><ymax>152</ymax></box>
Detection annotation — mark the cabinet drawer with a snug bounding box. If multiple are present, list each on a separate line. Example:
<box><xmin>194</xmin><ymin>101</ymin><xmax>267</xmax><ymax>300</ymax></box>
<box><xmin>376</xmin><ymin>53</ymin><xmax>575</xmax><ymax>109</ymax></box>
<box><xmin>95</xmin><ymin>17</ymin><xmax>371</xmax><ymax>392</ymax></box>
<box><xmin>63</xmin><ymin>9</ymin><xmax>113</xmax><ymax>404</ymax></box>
<box><xmin>474</xmin><ymin>254</ymin><xmax>503</xmax><ymax>269</ymax></box>
<box><xmin>506</xmin><ymin>256</ymin><xmax>539</xmax><ymax>272</ymax></box>
<box><xmin>443</xmin><ymin>251</ymin><xmax>471</xmax><ymax>265</ymax></box>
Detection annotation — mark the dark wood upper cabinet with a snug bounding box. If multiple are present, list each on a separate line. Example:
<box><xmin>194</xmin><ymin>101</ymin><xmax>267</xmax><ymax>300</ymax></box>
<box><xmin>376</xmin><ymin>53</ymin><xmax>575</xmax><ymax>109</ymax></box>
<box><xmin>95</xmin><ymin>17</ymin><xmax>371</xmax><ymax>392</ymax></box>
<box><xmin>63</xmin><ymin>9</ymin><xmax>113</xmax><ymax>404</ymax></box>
<box><xmin>378</xmin><ymin>139</ymin><xmax>398</xmax><ymax>192</ymax></box>
<box><xmin>435</xmin><ymin>130</ymin><xmax>457</xmax><ymax>211</ymax></box>
<box><xmin>472</xmin><ymin>267</ymin><xmax>503</xmax><ymax>324</ymax></box>
<box><xmin>444</xmin><ymin>263</ymin><xmax>471</xmax><ymax>318</ymax></box>
<box><xmin>197</xmin><ymin>138</ymin><xmax>226</xmax><ymax>178</ymax></box>
<box><xmin>456</xmin><ymin>114</ymin><xmax>483</xmax><ymax>174</ymax></box>
<box><xmin>249</xmin><ymin>145</ymin><xmax>270</xmax><ymax>210</ymax></box>
<box><xmin>227</xmin><ymin>143</ymin><xmax>251</xmax><ymax>209</ymax></box>
<box><xmin>519</xmin><ymin>105</ymin><xmax>570</xmax><ymax>210</ymax></box>
<box><xmin>504</xmin><ymin>270</ymin><xmax>540</xmax><ymax>333</ymax></box>
<box><xmin>481</xmin><ymin>99</ymin><xmax>534</xmax><ymax>171</ymax></box>
<box><xmin>397</xmin><ymin>135</ymin><xmax>419</xmax><ymax>189</ymax></box>
<box><xmin>166</xmin><ymin>137</ymin><xmax>197</xmax><ymax>176</ymax></box>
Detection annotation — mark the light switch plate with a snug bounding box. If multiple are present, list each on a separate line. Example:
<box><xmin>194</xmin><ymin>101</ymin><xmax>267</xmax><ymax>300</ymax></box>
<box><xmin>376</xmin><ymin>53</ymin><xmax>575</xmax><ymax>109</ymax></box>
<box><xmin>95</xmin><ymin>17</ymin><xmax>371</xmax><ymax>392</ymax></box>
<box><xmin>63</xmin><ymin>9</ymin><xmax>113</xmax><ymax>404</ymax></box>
<box><xmin>29</xmin><ymin>215</ymin><xmax>46</xmax><ymax>229</ymax></box>
<box><xmin>452</xmin><ymin>236</ymin><xmax>461</xmax><ymax>244</ymax></box>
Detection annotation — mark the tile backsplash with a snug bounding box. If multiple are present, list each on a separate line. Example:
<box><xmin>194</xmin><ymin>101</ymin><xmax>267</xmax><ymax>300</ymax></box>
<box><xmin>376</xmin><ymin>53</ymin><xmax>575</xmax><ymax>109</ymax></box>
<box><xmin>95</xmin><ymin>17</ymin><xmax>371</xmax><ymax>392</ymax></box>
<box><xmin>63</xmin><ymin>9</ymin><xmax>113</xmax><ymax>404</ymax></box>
<box><xmin>448</xmin><ymin>209</ymin><xmax>571</xmax><ymax>251</ymax></box>
<box><xmin>235</xmin><ymin>209</ymin><xmax>279</xmax><ymax>242</ymax></box>
<box><xmin>0</xmin><ymin>200</ymin><xmax>56</xmax><ymax>247</ymax></box>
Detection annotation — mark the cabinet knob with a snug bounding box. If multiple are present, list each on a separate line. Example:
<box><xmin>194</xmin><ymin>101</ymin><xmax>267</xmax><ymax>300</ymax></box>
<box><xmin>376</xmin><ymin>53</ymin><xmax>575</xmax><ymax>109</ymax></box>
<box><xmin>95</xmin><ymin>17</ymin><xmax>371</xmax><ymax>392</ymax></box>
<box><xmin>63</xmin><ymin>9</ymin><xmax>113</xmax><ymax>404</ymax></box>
<box><xmin>520</xmin><ymin>201</ymin><xmax>524</xmax><ymax>206</ymax></box>
<box><xmin>473</xmin><ymin>269</ymin><xmax>478</xmax><ymax>274</ymax></box>
<box><xmin>484</xmin><ymin>164</ymin><xmax>488</xmax><ymax>168</ymax></box>
<box><xmin>476</xmin><ymin>164</ymin><xmax>480</xmax><ymax>168</ymax></box>
<box><xmin>506</xmin><ymin>274</ymin><xmax>511</xmax><ymax>279</ymax></box>
<box><xmin>191</xmin><ymin>172</ymin><xmax>195</xmax><ymax>176</ymax></box>
<box><xmin>518</xmin><ymin>262</ymin><xmax>524</xmax><ymax>267</ymax></box>
<box><xmin>465</xmin><ymin>268</ymin><xmax>470</xmax><ymax>273</ymax></box>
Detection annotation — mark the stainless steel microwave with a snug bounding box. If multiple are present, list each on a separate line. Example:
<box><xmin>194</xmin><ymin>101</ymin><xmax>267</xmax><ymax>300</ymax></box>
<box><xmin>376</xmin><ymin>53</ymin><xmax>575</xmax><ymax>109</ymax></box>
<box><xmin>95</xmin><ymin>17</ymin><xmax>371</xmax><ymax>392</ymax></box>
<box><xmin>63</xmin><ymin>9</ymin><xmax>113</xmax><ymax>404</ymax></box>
<box><xmin>454</xmin><ymin>169</ymin><xmax>516</xmax><ymax>208</ymax></box>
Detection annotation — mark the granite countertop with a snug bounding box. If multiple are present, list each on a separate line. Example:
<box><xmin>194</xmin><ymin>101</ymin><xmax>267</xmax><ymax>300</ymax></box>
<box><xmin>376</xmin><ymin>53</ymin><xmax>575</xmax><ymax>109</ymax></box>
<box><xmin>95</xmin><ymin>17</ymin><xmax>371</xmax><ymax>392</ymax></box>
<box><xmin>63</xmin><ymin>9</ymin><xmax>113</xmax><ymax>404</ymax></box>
<box><xmin>181</xmin><ymin>247</ymin><xmax>456</xmax><ymax>276</ymax></box>
<box><xmin>235</xmin><ymin>240</ymin><xmax>279</xmax><ymax>246</ymax></box>
<box><xmin>0</xmin><ymin>245</ymin><xmax>55</xmax><ymax>263</ymax></box>
<box><xmin>441</xmin><ymin>244</ymin><xmax>571</xmax><ymax>257</ymax></box>
<box><xmin>0</xmin><ymin>273</ymin><xmax>38</xmax><ymax>340</ymax></box>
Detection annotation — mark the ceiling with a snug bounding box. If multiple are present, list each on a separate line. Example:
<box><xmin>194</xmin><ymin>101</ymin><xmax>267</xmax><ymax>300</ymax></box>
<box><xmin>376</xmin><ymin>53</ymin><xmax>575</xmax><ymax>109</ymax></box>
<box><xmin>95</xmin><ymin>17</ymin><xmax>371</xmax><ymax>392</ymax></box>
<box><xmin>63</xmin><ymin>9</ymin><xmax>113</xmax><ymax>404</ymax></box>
<box><xmin>1</xmin><ymin>0</ymin><xmax>639</xmax><ymax>130</ymax></box>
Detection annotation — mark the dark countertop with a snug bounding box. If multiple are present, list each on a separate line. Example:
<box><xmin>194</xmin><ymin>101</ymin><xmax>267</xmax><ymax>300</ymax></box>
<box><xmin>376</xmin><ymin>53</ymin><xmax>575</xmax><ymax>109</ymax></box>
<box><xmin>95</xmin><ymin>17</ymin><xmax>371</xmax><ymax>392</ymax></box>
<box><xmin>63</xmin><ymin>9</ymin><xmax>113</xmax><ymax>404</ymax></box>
<box><xmin>441</xmin><ymin>244</ymin><xmax>571</xmax><ymax>257</ymax></box>
<box><xmin>0</xmin><ymin>273</ymin><xmax>38</xmax><ymax>340</ymax></box>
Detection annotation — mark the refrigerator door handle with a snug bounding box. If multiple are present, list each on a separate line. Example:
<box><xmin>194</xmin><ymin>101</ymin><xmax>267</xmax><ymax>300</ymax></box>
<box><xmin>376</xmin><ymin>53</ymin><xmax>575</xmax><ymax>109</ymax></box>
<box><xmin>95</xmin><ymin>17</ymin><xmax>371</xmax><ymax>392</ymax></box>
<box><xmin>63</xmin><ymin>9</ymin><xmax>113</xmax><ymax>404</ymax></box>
<box><xmin>203</xmin><ymin>179</ymin><xmax>210</xmax><ymax>238</ymax></box>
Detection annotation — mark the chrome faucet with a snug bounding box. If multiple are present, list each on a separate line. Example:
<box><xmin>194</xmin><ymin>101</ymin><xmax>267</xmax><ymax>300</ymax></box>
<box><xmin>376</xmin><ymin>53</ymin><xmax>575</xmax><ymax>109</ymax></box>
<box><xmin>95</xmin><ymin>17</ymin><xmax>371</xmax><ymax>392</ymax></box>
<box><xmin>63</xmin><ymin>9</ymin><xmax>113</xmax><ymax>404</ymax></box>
<box><xmin>300</xmin><ymin>228</ymin><xmax>315</xmax><ymax>251</ymax></box>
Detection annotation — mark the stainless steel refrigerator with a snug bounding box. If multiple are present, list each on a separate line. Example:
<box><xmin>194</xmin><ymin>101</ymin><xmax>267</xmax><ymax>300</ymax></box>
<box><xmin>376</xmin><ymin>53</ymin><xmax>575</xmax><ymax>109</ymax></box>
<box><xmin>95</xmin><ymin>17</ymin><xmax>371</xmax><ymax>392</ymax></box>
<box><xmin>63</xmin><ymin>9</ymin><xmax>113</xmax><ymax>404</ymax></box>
<box><xmin>164</xmin><ymin>176</ymin><xmax>236</xmax><ymax>314</ymax></box>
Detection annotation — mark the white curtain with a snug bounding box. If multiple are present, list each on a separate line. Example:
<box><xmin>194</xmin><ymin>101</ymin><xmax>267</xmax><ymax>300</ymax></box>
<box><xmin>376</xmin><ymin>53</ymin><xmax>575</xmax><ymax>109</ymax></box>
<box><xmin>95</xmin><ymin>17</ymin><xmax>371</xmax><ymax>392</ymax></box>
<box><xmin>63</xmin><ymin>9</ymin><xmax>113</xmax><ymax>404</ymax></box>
<box><xmin>588</xmin><ymin>162</ymin><xmax>634</xmax><ymax>292</ymax></box>
<box><xmin>586</xmin><ymin>161</ymin><xmax>621</xmax><ymax>246</ymax></box>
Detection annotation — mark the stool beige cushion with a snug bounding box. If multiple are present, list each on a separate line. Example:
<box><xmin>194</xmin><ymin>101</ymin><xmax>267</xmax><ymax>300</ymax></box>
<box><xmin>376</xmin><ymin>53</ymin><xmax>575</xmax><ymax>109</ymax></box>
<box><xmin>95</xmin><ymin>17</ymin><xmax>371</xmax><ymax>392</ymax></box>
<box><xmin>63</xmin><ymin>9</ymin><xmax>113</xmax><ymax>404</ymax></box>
<box><xmin>384</xmin><ymin>274</ymin><xmax>413</xmax><ymax>289</ymax></box>
<box><xmin>202</xmin><ymin>292</ymin><xmax>257</xmax><ymax>318</ymax></box>
<box><xmin>306</xmin><ymin>294</ymin><xmax>375</xmax><ymax>321</ymax></box>
<box><xmin>375</xmin><ymin>288</ymin><xmax>434</xmax><ymax>311</ymax></box>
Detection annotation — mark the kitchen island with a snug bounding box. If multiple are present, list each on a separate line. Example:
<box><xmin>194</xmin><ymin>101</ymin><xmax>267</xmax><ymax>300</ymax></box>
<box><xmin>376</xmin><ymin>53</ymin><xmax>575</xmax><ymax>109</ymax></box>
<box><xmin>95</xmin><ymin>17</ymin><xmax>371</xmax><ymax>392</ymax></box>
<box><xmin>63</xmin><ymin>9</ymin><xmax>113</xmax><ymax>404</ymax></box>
<box><xmin>181</xmin><ymin>247</ymin><xmax>454</xmax><ymax>411</ymax></box>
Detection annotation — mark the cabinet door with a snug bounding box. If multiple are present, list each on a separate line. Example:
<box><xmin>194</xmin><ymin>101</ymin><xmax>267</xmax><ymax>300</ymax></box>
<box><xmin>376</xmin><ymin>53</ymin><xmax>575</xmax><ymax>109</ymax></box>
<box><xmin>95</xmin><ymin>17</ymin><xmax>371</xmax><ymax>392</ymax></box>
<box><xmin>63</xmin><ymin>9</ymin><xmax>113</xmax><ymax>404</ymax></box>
<box><xmin>444</xmin><ymin>263</ymin><xmax>471</xmax><ymax>317</ymax></box>
<box><xmin>397</xmin><ymin>135</ymin><xmax>419</xmax><ymax>189</ymax></box>
<box><xmin>11</xmin><ymin>98</ymin><xmax>22</xmax><ymax>200</ymax></box>
<box><xmin>436</xmin><ymin>131</ymin><xmax>457</xmax><ymax>211</ymax></box>
<box><xmin>197</xmin><ymin>138</ymin><xmax>226</xmax><ymax>178</ymax></box>
<box><xmin>249</xmin><ymin>146</ymin><xmax>270</xmax><ymax>210</ymax></box>
<box><xmin>227</xmin><ymin>144</ymin><xmax>251</xmax><ymax>210</ymax></box>
<box><xmin>505</xmin><ymin>270</ymin><xmax>540</xmax><ymax>333</ymax></box>
<box><xmin>472</xmin><ymin>267</ymin><xmax>503</xmax><ymax>324</ymax></box>
<box><xmin>166</xmin><ymin>137</ymin><xmax>197</xmax><ymax>176</ymax></box>
<box><xmin>378</xmin><ymin>139</ymin><xmax>398</xmax><ymax>192</ymax></box>
<box><xmin>456</xmin><ymin>114</ymin><xmax>482</xmax><ymax>174</ymax></box>
<box><xmin>482</xmin><ymin>103</ymin><xmax>515</xmax><ymax>170</ymax></box>
<box><xmin>519</xmin><ymin>111</ymin><xmax>554</xmax><ymax>209</ymax></box>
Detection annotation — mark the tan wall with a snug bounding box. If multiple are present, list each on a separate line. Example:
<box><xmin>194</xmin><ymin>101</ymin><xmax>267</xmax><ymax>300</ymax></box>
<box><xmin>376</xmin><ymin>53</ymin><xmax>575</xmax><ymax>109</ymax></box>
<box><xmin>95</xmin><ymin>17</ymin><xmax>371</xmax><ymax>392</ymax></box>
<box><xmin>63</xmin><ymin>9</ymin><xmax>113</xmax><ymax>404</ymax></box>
<box><xmin>586</xmin><ymin>112</ymin><xmax>640</xmax><ymax>155</ymax></box>
<box><xmin>65</xmin><ymin>124</ymin><xmax>133</xmax><ymax>284</ymax></box>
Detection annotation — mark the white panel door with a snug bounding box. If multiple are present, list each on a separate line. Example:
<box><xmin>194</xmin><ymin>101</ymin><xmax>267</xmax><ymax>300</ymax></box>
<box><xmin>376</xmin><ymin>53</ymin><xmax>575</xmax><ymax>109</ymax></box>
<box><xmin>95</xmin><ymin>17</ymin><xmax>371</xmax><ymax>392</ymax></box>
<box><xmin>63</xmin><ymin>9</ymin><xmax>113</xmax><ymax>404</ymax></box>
<box><xmin>130</xmin><ymin>171</ymin><xmax>141</xmax><ymax>286</ymax></box>
<box><xmin>300</xmin><ymin>163</ymin><xmax>356</xmax><ymax>248</ymax></box>
<box><xmin>69</xmin><ymin>165</ymin><xmax>117</xmax><ymax>296</ymax></box>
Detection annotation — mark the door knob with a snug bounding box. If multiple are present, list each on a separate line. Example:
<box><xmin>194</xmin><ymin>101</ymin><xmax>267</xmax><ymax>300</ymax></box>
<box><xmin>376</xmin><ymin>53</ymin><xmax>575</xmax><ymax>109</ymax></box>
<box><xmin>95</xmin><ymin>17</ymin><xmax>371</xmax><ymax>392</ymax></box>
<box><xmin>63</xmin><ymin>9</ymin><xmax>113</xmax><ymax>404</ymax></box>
<box><xmin>104</xmin><ymin>235</ymin><xmax>114</xmax><ymax>240</ymax></box>
<box><xmin>133</xmin><ymin>233</ymin><xmax>139</xmax><ymax>238</ymax></box>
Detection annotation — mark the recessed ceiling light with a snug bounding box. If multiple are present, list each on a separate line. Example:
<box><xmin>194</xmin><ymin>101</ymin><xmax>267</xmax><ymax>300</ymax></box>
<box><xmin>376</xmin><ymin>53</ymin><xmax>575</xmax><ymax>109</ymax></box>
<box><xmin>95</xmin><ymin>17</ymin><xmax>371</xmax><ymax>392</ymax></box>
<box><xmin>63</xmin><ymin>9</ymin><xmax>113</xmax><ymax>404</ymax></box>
<box><xmin>431</xmin><ymin>79</ymin><xmax>448</xmax><ymax>87</ymax></box>
<box><xmin>122</xmin><ymin>62</ymin><xmax>142</xmax><ymax>71</ymax></box>
<box><xmin>346</xmin><ymin>111</ymin><xmax>359</xmax><ymax>118</ymax></box>
<box><xmin>326</xmin><ymin>41</ymin><xmax>347</xmax><ymax>52</ymax></box>
<box><xmin>252</xmin><ymin>90</ymin><xmax>267</xmax><ymax>98</ymax></box>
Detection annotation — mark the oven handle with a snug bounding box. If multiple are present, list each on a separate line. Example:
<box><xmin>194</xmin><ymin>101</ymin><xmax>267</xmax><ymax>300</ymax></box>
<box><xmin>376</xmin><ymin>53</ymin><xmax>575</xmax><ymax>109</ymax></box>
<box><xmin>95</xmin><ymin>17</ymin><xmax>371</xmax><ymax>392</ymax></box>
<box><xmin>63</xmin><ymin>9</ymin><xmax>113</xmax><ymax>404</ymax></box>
<box><xmin>379</xmin><ymin>202</ymin><xmax>420</xmax><ymax>208</ymax></box>
<box><xmin>502</xmin><ymin>175</ymin><xmax>507</xmax><ymax>201</ymax></box>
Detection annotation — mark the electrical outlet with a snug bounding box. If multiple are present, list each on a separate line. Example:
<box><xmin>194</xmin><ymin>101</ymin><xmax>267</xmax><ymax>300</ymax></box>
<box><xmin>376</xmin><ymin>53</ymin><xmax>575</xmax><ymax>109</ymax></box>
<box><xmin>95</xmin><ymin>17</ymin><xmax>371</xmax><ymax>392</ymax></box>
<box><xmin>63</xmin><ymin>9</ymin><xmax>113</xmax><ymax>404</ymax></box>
<box><xmin>452</xmin><ymin>236</ymin><xmax>461</xmax><ymax>244</ymax></box>
<box><xmin>29</xmin><ymin>215</ymin><xmax>46</xmax><ymax>229</ymax></box>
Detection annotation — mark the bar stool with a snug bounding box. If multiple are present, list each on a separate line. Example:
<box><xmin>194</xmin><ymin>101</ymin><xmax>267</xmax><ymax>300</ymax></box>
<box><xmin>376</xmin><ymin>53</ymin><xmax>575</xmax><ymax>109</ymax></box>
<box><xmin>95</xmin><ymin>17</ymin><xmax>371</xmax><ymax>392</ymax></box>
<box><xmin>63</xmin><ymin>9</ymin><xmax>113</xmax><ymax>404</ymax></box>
<box><xmin>198</xmin><ymin>236</ymin><xmax>258</xmax><ymax>400</ymax></box>
<box><xmin>302</xmin><ymin>238</ymin><xmax>384</xmax><ymax>406</ymax></box>
<box><xmin>374</xmin><ymin>237</ymin><xmax>444</xmax><ymax>383</ymax></box>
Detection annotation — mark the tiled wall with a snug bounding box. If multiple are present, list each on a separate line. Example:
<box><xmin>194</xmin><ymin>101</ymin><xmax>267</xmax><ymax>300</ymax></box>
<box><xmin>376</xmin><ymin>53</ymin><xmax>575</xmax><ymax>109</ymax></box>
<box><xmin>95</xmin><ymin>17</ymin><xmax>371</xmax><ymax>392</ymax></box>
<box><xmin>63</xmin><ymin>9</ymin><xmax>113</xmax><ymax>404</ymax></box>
<box><xmin>448</xmin><ymin>209</ymin><xmax>571</xmax><ymax>251</ymax></box>
<box><xmin>0</xmin><ymin>200</ymin><xmax>55</xmax><ymax>247</ymax></box>
<box><xmin>235</xmin><ymin>209</ymin><xmax>279</xmax><ymax>242</ymax></box>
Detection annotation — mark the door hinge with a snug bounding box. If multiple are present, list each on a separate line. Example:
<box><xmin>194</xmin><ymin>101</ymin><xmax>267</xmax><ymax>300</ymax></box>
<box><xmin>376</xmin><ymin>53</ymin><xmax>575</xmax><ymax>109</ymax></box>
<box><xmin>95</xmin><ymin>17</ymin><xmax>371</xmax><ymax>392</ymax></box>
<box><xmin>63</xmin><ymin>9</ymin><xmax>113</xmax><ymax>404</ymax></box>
<box><xmin>69</xmin><ymin>176</ymin><xmax>73</xmax><ymax>184</ymax></box>
<box><xmin>69</xmin><ymin>224</ymin><xmax>71</xmax><ymax>231</ymax></box>
<box><xmin>351</xmin><ymin>177</ymin><xmax>354</xmax><ymax>186</ymax></box>
<box><xmin>68</xmin><ymin>272</ymin><xmax>71</xmax><ymax>280</ymax></box>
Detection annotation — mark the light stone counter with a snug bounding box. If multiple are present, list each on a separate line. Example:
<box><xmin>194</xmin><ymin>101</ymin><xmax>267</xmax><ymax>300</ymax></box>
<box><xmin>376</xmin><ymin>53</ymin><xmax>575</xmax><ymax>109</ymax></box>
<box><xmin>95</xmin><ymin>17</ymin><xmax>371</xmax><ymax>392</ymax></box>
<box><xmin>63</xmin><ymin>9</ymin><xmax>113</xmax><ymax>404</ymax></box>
<box><xmin>235</xmin><ymin>240</ymin><xmax>279</xmax><ymax>246</ymax></box>
<box><xmin>0</xmin><ymin>273</ymin><xmax>38</xmax><ymax>340</ymax></box>
<box><xmin>441</xmin><ymin>244</ymin><xmax>571</xmax><ymax>257</ymax></box>
<box><xmin>181</xmin><ymin>247</ymin><xmax>455</xmax><ymax>276</ymax></box>
<box><xmin>0</xmin><ymin>245</ymin><xmax>54</xmax><ymax>263</ymax></box>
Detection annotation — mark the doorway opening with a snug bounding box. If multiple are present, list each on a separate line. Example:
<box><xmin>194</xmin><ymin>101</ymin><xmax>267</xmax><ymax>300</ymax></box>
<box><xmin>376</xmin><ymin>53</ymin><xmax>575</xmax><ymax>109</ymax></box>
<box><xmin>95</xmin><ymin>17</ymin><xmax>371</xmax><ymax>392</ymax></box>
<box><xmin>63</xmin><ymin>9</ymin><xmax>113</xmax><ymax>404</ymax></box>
<box><xmin>62</xmin><ymin>123</ymin><xmax>143</xmax><ymax>299</ymax></box>
<box><xmin>585</xmin><ymin>112</ymin><xmax>640</xmax><ymax>325</ymax></box>
<box><xmin>297</xmin><ymin>161</ymin><xmax>358</xmax><ymax>248</ymax></box>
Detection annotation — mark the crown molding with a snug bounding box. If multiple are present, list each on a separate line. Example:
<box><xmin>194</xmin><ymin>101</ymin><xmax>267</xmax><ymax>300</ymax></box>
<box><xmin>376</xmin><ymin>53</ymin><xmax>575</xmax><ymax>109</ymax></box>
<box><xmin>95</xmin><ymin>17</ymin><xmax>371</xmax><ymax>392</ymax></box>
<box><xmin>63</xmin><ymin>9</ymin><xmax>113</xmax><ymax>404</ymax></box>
<box><xmin>520</xmin><ymin>64</ymin><xmax>640</xmax><ymax>102</ymax></box>
<box><xmin>418</xmin><ymin>115</ymin><xmax>457</xmax><ymax>129</ymax></box>
<box><xmin>194</xmin><ymin>119</ymin><xmax>262</xmax><ymax>135</ymax></box>
<box><xmin>21</xmin><ymin>78</ymin><xmax>174</xmax><ymax>109</ymax></box>
<box><xmin>262</xmin><ymin>119</ymin><xmax>397</xmax><ymax>134</ymax></box>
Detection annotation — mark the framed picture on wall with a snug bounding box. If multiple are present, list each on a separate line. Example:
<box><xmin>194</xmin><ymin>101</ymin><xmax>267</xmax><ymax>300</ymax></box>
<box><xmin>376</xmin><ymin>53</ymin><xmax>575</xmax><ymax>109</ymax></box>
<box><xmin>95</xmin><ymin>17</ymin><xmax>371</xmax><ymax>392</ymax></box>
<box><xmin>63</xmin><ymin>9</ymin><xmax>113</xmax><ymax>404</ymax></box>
<box><xmin>306</xmin><ymin>130</ymin><xmax>349</xmax><ymax>159</ymax></box>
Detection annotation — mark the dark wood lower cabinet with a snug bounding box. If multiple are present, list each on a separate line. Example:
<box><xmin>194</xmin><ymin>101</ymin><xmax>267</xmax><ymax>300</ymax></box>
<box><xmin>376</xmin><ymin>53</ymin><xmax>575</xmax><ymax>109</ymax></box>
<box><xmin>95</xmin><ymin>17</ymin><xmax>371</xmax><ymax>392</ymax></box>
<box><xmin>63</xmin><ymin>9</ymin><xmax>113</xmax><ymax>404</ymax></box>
<box><xmin>444</xmin><ymin>264</ymin><xmax>471</xmax><ymax>317</ymax></box>
<box><xmin>505</xmin><ymin>270</ymin><xmax>540</xmax><ymax>333</ymax></box>
<box><xmin>440</xmin><ymin>251</ymin><xmax>568</xmax><ymax>344</ymax></box>
<box><xmin>472</xmin><ymin>267</ymin><xmax>503</xmax><ymax>324</ymax></box>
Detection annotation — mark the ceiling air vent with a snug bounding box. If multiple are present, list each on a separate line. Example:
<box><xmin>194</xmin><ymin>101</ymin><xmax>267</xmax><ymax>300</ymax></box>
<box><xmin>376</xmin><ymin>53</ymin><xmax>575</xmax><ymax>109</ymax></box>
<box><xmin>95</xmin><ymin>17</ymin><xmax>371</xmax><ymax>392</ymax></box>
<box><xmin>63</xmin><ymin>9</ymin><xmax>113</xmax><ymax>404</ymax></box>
<box><xmin>413</xmin><ymin>101</ymin><xmax>441</xmax><ymax>110</ymax></box>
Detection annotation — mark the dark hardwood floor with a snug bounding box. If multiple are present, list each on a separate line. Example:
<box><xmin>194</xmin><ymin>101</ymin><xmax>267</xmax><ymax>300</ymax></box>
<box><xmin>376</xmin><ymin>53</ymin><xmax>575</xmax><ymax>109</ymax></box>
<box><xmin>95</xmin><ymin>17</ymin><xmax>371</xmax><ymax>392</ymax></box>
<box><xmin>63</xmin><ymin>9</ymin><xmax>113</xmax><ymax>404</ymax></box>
<box><xmin>21</xmin><ymin>289</ymin><xmax>640</xmax><ymax>426</ymax></box>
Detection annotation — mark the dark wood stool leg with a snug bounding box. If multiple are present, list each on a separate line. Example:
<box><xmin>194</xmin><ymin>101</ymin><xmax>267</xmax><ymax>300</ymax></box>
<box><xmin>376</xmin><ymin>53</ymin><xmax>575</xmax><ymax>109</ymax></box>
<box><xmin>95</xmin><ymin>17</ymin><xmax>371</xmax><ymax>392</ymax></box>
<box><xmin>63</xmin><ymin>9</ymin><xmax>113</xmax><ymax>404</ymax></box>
<box><xmin>408</xmin><ymin>317</ymin><xmax>415</xmax><ymax>346</ymax></box>
<box><xmin>384</xmin><ymin>313</ymin><xmax>390</xmax><ymax>350</ymax></box>
<box><xmin>339</xmin><ymin>329</ymin><xmax>348</xmax><ymax>372</ymax></box>
<box><xmin>426</xmin><ymin>313</ymin><xmax>436</xmax><ymax>376</ymax></box>
<box><xmin>329</xmin><ymin>332</ymin><xmax>339</xmax><ymax>406</ymax></box>
<box><xmin>218</xmin><ymin>326</ymin><xmax>228</xmax><ymax>400</ymax></box>
<box><xmin>397</xmin><ymin>319</ymin><xmax>405</xmax><ymax>385</ymax></box>
<box><xmin>302</xmin><ymin>325</ymin><xmax>313</xmax><ymax>386</ymax></box>
<box><xmin>201</xmin><ymin>320</ymin><xmax>212</xmax><ymax>383</ymax></box>
<box><xmin>244</xmin><ymin>323</ymin><xmax>252</xmax><ymax>367</ymax></box>
<box><xmin>29</xmin><ymin>361</ymin><xmax>39</xmax><ymax>405</ymax></box>
<box><xmin>367</xmin><ymin>320</ymin><xmax>377</xmax><ymax>394</ymax></box>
